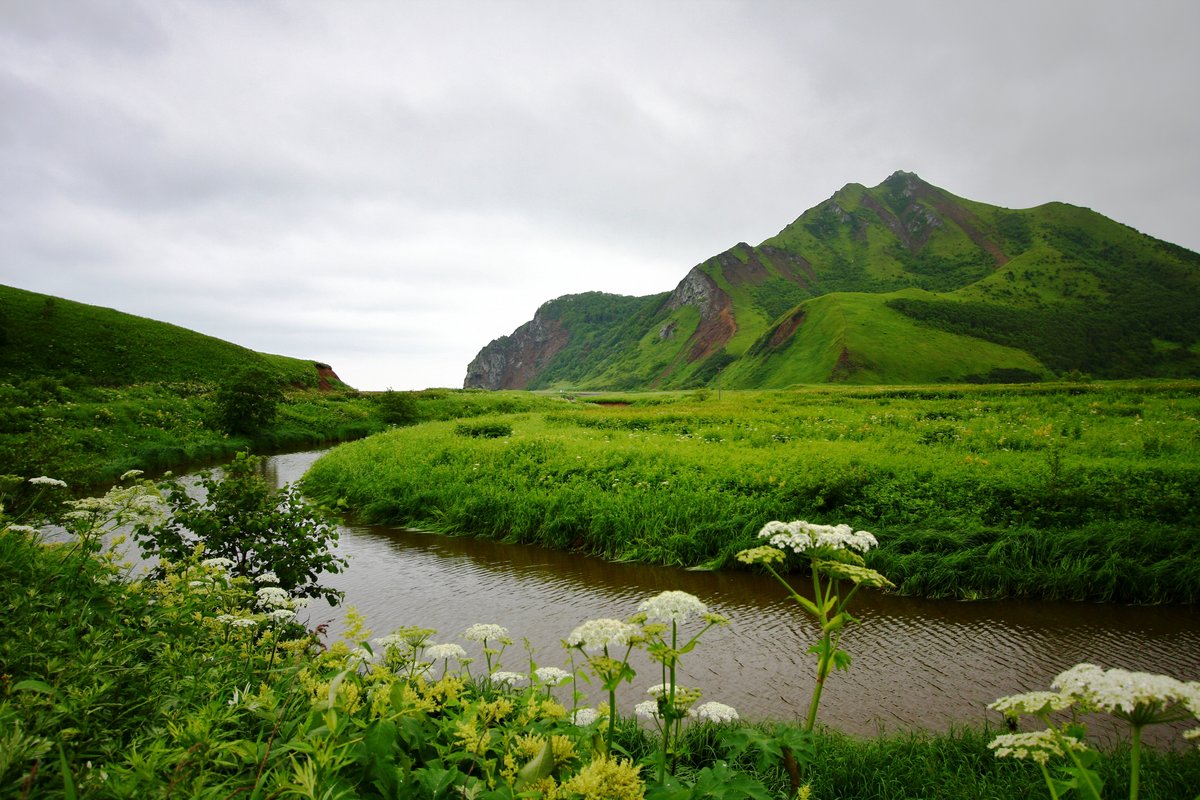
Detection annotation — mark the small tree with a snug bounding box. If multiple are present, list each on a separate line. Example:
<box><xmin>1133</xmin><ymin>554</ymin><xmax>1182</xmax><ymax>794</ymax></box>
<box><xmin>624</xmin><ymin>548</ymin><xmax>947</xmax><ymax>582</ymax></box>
<box><xmin>214</xmin><ymin>364</ymin><xmax>284</xmax><ymax>435</ymax></box>
<box><xmin>135</xmin><ymin>452</ymin><xmax>346</xmax><ymax>604</ymax></box>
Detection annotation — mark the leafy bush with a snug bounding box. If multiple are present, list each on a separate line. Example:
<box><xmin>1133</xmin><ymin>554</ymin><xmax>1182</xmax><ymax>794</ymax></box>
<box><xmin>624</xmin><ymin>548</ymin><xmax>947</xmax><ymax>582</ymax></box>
<box><xmin>375</xmin><ymin>388</ymin><xmax>420</xmax><ymax>425</ymax></box>
<box><xmin>214</xmin><ymin>364</ymin><xmax>285</xmax><ymax>434</ymax></box>
<box><xmin>136</xmin><ymin>452</ymin><xmax>346</xmax><ymax>603</ymax></box>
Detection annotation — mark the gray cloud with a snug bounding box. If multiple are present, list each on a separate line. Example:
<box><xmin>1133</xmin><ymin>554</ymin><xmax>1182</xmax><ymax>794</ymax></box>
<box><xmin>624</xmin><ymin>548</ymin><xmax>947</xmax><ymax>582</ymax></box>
<box><xmin>2</xmin><ymin>0</ymin><xmax>1197</xmax><ymax>389</ymax></box>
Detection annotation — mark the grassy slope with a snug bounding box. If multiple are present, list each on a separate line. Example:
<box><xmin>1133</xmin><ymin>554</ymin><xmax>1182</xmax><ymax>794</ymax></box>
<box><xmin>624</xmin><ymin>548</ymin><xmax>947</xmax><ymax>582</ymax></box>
<box><xmin>0</xmin><ymin>283</ymin><xmax>326</xmax><ymax>387</ymax></box>
<box><xmin>480</xmin><ymin>175</ymin><xmax>1200</xmax><ymax>390</ymax></box>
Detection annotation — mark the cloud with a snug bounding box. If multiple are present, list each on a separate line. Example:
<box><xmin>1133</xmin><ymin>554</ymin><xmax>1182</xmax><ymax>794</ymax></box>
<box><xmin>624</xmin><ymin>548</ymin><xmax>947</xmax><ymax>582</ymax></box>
<box><xmin>1</xmin><ymin>0</ymin><xmax>1197</xmax><ymax>389</ymax></box>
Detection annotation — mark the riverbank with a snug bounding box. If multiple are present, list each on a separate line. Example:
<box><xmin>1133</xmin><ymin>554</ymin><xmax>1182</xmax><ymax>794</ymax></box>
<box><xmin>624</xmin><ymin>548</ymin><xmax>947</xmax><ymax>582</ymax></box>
<box><xmin>302</xmin><ymin>381</ymin><xmax>1200</xmax><ymax>605</ymax></box>
<box><xmin>5</xmin><ymin>515</ymin><xmax>1198</xmax><ymax>799</ymax></box>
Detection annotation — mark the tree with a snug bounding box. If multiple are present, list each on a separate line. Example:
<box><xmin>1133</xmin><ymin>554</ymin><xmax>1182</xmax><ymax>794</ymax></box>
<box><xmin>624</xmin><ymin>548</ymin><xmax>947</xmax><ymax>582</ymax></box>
<box><xmin>135</xmin><ymin>452</ymin><xmax>346</xmax><ymax>604</ymax></box>
<box><xmin>214</xmin><ymin>364</ymin><xmax>284</xmax><ymax>435</ymax></box>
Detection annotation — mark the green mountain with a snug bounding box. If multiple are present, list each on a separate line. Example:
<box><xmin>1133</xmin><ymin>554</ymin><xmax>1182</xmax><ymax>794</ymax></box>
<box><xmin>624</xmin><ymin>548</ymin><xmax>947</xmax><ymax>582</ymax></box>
<box><xmin>0</xmin><ymin>284</ymin><xmax>343</xmax><ymax>389</ymax></box>
<box><xmin>464</xmin><ymin>171</ymin><xmax>1200</xmax><ymax>389</ymax></box>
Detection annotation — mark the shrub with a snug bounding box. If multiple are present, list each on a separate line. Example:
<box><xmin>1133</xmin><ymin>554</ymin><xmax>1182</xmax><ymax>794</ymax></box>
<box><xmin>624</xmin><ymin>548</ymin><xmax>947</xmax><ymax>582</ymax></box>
<box><xmin>213</xmin><ymin>364</ymin><xmax>284</xmax><ymax>434</ymax></box>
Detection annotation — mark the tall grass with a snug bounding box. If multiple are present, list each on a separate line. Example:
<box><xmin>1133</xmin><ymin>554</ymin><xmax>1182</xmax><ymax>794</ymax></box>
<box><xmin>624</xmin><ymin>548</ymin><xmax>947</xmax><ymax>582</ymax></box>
<box><xmin>303</xmin><ymin>381</ymin><xmax>1200</xmax><ymax>604</ymax></box>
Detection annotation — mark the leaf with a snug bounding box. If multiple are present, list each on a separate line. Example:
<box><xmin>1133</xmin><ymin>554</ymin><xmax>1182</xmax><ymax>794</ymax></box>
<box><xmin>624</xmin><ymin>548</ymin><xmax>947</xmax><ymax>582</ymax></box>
<box><xmin>831</xmin><ymin>648</ymin><xmax>853</xmax><ymax>672</ymax></box>
<box><xmin>58</xmin><ymin>744</ymin><xmax>78</xmax><ymax>800</ymax></box>
<box><xmin>691</xmin><ymin>762</ymin><xmax>774</xmax><ymax>800</ymax></box>
<box><xmin>13</xmin><ymin>679</ymin><xmax>56</xmax><ymax>697</ymax></box>
<box><xmin>792</xmin><ymin>594</ymin><xmax>821</xmax><ymax>618</ymax></box>
<box><xmin>513</xmin><ymin>738</ymin><xmax>556</xmax><ymax>790</ymax></box>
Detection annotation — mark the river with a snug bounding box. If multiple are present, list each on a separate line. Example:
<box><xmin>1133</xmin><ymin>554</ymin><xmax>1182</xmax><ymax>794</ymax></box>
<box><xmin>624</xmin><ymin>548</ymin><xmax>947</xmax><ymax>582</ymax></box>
<box><xmin>260</xmin><ymin>450</ymin><xmax>1200</xmax><ymax>743</ymax></box>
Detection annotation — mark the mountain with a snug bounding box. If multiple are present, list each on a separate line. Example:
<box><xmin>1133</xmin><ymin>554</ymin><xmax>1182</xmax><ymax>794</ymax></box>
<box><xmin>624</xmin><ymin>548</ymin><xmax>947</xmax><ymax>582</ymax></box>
<box><xmin>464</xmin><ymin>171</ymin><xmax>1200</xmax><ymax>389</ymax></box>
<box><xmin>0</xmin><ymin>284</ymin><xmax>345</xmax><ymax>389</ymax></box>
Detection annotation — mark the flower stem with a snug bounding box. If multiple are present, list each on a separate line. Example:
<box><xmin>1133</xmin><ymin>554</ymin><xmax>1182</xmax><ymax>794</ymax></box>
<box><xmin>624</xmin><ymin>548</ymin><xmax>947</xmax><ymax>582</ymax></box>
<box><xmin>1129</xmin><ymin>724</ymin><xmax>1142</xmax><ymax>800</ymax></box>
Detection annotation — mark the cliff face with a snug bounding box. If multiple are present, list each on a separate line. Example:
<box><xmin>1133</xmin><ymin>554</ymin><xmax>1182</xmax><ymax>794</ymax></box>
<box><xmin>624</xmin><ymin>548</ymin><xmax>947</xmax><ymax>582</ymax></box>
<box><xmin>463</xmin><ymin>308</ymin><xmax>569</xmax><ymax>390</ymax></box>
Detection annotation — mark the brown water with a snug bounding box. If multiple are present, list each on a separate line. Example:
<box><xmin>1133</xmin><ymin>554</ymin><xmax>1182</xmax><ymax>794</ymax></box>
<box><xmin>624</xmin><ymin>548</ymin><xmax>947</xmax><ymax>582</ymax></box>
<box><xmin>266</xmin><ymin>451</ymin><xmax>1200</xmax><ymax>742</ymax></box>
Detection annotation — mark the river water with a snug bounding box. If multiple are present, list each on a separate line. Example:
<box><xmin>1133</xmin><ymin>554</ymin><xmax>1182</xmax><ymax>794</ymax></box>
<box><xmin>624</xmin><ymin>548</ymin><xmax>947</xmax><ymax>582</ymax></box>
<box><xmin>262</xmin><ymin>450</ymin><xmax>1200</xmax><ymax>743</ymax></box>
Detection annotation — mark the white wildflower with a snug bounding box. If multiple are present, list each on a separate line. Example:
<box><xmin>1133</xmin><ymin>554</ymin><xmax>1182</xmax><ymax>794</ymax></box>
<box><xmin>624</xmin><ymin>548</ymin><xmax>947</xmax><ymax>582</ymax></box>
<box><xmin>758</xmin><ymin>520</ymin><xmax>878</xmax><ymax>554</ymax></box>
<box><xmin>425</xmin><ymin>643</ymin><xmax>468</xmax><ymax>661</ymax></box>
<box><xmin>269</xmin><ymin>608</ymin><xmax>295</xmax><ymax>623</ymax></box>
<box><xmin>6</xmin><ymin>524</ymin><xmax>38</xmax><ymax>534</ymax></box>
<box><xmin>571</xmin><ymin>707</ymin><xmax>601</xmax><ymax>726</ymax></box>
<box><xmin>695</xmin><ymin>702</ymin><xmax>739</xmax><ymax>723</ymax></box>
<box><xmin>201</xmin><ymin>557</ymin><xmax>235</xmax><ymax>572</ymax></box>
<box><xmin>28</xmin><ymin>476</ymin><xmax>68</xmax><ymax>488</ymax></box>
<box><xmin>256</xmin><ymin>571</ymin><xmax>280</xmax><ymax>584</ymax></box>
<box><xmin>119</xmin><ymin>469</ymin><xmax>144</xmax><ymax>481</ymax></box>
<box><xmin>638</xmin><ymin>590</ymin><xmax>707</xmax><ymax>624</ymax></box>
<box><xmin>567</xmin><ymin>618</ymin><xmax>642</xmax><ymax>652</ymax></box>
<box><xmin>989</xmin><ymin>690</ymin><xmax>1075</xmax><ymax>718</ymax></box>
<box><xmin>255</xmin><ymin>586</ymin><xmax>291</xmax><ymax>610</ymax></box>
<box><xmin>634</xmin><ymin>700</ymin><xmax>662</xmax><ymax>720</ymax></box>
<box><xmin>463</xmin><ymin>623</ymin><xmax>510</xmax><ymax>643</ymax></box>
<box><xmin>989</xmin><ymin>729</ymin><xmax>1087</xmax><ymax>765</ymax></box>
<box><xmin>1053</xmin><ymin>663</ymin><xmax>1200</xmax><ymax>718</ymax></box>
<box><xmin>491</xmin><ymin>671</ymin><xmax>526</xmax><ymax>686</ymax></box>
<box><xmin>534</xmin><ymin>667</ymin><xmax>571</xmax><ymax>686</ymax></box>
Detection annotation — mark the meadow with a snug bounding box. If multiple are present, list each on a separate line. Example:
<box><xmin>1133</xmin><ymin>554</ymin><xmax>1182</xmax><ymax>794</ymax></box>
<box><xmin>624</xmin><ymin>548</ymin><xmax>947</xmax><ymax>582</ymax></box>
<box><xmin>302</xmin><ymin>381</ymin><xmax>1200</xmax><ymax>604</ymax></box>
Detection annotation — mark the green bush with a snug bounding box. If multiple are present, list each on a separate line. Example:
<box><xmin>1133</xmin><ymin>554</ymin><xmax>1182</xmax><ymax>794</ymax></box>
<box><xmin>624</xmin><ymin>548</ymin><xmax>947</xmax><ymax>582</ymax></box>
<box><xmin>214</xmin><ymin>365</ymin><xmax>284</xmax><ymax>434</ymax></box>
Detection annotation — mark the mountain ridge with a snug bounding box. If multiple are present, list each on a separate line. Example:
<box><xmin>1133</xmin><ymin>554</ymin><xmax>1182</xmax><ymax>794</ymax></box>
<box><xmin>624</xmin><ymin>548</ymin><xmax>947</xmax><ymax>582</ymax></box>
<box><xmin>465</xmin><ymin>171</ymin><xmax>1200</xmax><ymax>389</ymax></box>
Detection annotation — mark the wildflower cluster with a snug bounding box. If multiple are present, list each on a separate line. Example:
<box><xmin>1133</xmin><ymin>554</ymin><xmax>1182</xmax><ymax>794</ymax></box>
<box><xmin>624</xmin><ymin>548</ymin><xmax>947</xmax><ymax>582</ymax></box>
<box><xmin>736</xmin><ymin>518</ymin><xmax>893</xmax><ymax>732</ymax></box>
<box><xmin>757</xmin><ymin>519</ymin><xmax>878</xmax><ymax>555</ymax></box>
<box><xmin>990</xmin><ymin>663</ymin><xmax>1200</xmax><ymax>800</ymax></box>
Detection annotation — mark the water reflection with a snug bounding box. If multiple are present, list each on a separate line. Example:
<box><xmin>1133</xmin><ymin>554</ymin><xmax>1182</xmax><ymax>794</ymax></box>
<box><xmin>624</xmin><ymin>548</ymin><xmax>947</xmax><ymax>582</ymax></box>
<box><xmin>272</xmin><ymin>451</ymin><xmax>1199</xmax><ymax>742</ymax></box>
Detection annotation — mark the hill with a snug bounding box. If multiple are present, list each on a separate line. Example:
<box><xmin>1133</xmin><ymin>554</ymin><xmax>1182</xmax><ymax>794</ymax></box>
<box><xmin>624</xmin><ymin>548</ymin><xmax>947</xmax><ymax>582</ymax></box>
<box><xmin>0</xmin><ymin>284</ymin><xmax>341</xmax><ymax>389</ymax></box>
<box><xmin>464</xmin><ymin>172</ymin><xmax>1200</xmax><ymax>389</ymax></box>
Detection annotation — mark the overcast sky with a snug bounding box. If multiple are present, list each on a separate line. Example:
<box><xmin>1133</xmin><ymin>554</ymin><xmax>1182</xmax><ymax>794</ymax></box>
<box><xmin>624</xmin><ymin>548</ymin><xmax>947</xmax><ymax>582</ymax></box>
<box><xmin>3</xmin><ymin>1</ymin><xmax>1198</xmax><ymax>390</ymax></box>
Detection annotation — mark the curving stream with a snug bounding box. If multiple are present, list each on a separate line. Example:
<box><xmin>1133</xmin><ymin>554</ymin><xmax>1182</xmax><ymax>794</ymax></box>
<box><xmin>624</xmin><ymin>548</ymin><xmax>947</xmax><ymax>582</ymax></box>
<box><xmin>263</xmin><ymin>450</ymin><xmax>1200</xmax><ymax>743</ymax></box>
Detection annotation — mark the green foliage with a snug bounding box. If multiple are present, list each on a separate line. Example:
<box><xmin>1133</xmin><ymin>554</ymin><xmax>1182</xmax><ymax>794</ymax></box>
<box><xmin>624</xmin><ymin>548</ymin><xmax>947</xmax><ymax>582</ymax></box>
<box><xmin>375</xmin><ymin>388</ymin><xmax>420</xmax><ymax>425</ymax></box>
<box><xmin>304</xmin><ymin>381</ymin><xmax>1200</xmax><ymax>604</ymax></box>
<box><xmin>454</xmin><ymin>420</ymin><xmax>514</xmax><ymax>438</ymax></box>
<box><xmin>213</xmin><ymin>364</ymin><xmax>285</xmax><ymax>434</ymax></box>
<box><xmin>136</xmin><ymin>452</ymin><xmax>347</xmax><ymax>603</ymax></box>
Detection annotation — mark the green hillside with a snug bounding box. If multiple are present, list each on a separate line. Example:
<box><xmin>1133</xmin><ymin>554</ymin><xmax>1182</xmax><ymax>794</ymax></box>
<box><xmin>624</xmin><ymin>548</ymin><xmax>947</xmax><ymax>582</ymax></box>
<box><xmin>0</xmin><ymin>284</ymin><xmax>332</xmax><ymax>387</ymax></box>
<box><xmin>465</xmin><ymin>172</ymin><xmax>1200</xmax><ymax>389</ymax></box>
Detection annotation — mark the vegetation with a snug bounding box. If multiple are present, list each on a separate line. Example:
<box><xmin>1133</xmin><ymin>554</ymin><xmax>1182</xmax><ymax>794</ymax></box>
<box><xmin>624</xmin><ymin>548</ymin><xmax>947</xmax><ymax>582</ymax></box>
<box><xmin>303</xmin><ymin>381</ymin><xmax>1200</xmax><ymax>604</ymax></box>
<box><xmin>135</xmin><ymin>452</ymin><xmax>347</xmax><ymax>603</ymax></box>
<box><xmin>213</xmin><ymin>364</ymin><xmax>286</xmax><ymax>434</ymax></box>
<box><xmin>3</xmin><ymin>509</ymin><xmax>1198</xmax><ymax>800</ymax></box>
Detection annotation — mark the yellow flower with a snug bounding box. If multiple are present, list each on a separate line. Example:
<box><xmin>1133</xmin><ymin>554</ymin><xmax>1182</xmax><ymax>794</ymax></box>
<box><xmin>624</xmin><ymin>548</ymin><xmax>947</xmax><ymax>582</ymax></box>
<box><xmin>558</xmin><ymin>755</ymin><xmax>645</xmax><ymax>800</ymax></box>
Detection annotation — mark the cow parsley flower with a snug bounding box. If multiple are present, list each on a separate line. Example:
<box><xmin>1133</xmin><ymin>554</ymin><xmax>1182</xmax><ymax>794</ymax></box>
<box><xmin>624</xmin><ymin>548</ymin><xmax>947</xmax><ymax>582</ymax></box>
<box><xmin>201</xmin><ymin>557</ymin><xmax>235</xmax><ymax>572</ymax></box>
<box><xmin>759</xmin><ymin>519</ymin><xmax>879</xmax><ymax>554</ymax></box>
<box><xmin>571</xmin><ymin>707</ymin><xmax>601</xmax><ymax>726</ymax></box>
<box><xmin>256</xmin><ymin>571</ymin><xmax>280</xmax><ymax>584</ymax></box>
<box><xmin>119</xmin><ymin>469</ymin><xmax>144</xmax><ymax>481</ymax></box>
<box><xmin>426</xmin><ymin>643</ymin><xmax>468</xmax><ymax>662</ymax></box>
<box><xmin>567</xmin><ymin>618</ymin><xmax>642</xmax><ymax>652</ymax></box>
<box><xmin>535</xmin><ymin>667</ymin><xmax>571</xmax><ymax>686</ymax></box>
<box><xmin>695</xmin><ymin>702</ymin><xmax>739</xmax><ymax>723</ymax></box>
<box><xmin>1052</xmin><ymin>663</ymin><xmax>1200</xmax><ymax>722</ymax></box>
<box><xmin>989</xmin><ymin>729</ymin><xmax>1087</xmax><ymax>765</ymax></box>
<box><xmin>28</xmin><ymin>476</ymin><xmax>68</xmax><ymax>488</ymax></box>
<box><xmin>634</xmin><ymin>700</ymin><xmax>662</xmax><ymax>720</ymax></box>
<box><xmin>989</xmin><ymin>690</ymin><xmax>1075</xmax><ymax>718</ymax></box>
<box><xmin>463</xmin><ymin>623</ymin><xmax>510</xmax><ymax>643</ymax></box>
<box><xmin>491</xmin><ymin>671</ymin><xmax>526</xmax><ymax>686</ymax></box>
<box><xmin>255</xmin><ymin>586</ymin><xmax>291</xmax><ymax>610</ymax></box>
<box><xmin>269</xmin><ymin>608</ymin><xmax>295</xmax><ymax>623</ymax></box>
<box><xmin>638</xmin><ymin>591</ymin><xmax>707</xmax><ymax>624</ymax></box>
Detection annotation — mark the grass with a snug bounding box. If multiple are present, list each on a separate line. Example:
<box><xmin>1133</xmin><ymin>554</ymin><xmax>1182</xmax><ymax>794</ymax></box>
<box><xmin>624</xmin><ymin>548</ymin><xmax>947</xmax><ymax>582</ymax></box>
<box><xmin>303</xmin><ymin>381</ymin><xmax>1200</xmax><ymax>604</ymax></box>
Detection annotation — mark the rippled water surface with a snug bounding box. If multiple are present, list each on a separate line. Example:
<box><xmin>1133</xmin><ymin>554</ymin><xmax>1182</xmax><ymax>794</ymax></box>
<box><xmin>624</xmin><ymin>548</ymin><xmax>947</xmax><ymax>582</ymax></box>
<box><xmin>266</xmin><ymin>451</ymin><xmax>1200</xmax><ymax>739</ymax></box>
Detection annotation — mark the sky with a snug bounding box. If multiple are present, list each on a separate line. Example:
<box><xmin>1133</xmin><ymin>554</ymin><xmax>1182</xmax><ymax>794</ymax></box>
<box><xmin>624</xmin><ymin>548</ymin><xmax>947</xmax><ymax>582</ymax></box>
<box><xmin>3</xmin><ymin>1</ymin><xmax>1198</xmax><ymax>390</ymax></box>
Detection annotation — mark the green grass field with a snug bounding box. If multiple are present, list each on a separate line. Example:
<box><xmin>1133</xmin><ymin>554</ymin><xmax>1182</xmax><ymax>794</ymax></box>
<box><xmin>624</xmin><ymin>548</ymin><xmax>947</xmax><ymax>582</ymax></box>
<box><xmin>303</xmin><ymin>381</ymin><xmax>1200</xmax><ymax>604</ymax></box>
